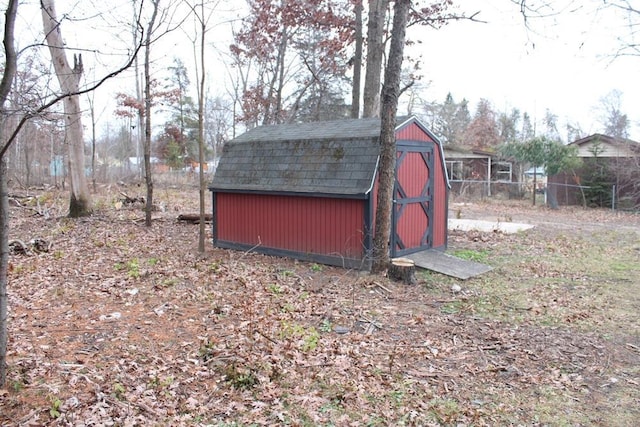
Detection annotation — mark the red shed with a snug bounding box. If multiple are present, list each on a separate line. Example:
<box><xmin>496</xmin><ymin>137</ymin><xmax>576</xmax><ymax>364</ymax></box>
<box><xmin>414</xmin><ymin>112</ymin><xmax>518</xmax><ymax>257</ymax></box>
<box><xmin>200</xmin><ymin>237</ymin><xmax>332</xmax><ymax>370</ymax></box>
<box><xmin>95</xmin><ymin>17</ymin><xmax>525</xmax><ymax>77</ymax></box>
<box><xmin>209</xmin><ymin>116</ymin><xmax>449</xmax><ymax>269</ymax></box>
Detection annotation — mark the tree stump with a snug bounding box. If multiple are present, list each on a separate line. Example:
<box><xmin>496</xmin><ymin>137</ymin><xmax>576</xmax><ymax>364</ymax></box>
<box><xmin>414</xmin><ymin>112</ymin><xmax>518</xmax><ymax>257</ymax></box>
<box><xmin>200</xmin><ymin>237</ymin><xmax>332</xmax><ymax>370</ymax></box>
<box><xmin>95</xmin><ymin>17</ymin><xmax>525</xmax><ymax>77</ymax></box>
<box><xmin>388</xmin><ymin>257</ymin><xmax>417</xmax><ymax>285</ymax></box>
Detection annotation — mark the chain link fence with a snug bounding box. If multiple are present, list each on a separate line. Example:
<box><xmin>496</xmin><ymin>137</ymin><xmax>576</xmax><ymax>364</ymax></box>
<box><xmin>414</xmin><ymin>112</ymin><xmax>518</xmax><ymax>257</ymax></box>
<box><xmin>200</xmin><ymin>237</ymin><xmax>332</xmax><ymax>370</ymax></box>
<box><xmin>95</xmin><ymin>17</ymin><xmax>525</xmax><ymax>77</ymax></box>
<box><xmin>449</xmin><ymin>179</ymin><xmax>638</xmax><ymax>211</ymax></box>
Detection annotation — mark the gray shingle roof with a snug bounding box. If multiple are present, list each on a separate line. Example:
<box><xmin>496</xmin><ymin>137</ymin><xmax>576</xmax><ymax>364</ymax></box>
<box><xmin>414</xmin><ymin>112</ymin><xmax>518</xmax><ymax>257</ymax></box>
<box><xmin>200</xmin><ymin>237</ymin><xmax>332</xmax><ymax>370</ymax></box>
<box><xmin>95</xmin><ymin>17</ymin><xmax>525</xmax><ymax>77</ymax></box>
<box><xmin>209</xmin><ymin>117</ymin><xmax>416</xmax><ymax>196</ymax></box>
<box><xmin>211</xmin><ymin>136</ymin><xmax>379</xmax><ymax>196</ymax></box>
<box><xmin>232</xmin><ymin>117</ymin><xmax>383</xmax><ymax>143</ymax></box>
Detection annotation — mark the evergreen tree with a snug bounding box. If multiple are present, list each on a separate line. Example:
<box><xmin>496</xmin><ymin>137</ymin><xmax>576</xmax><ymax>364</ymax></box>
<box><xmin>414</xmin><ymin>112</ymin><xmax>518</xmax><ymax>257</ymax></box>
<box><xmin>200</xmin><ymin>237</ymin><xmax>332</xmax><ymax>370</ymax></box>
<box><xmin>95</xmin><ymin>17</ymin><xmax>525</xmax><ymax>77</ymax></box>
<box><xmin>502</xmin><ymin>136</ymin><xmax>581</xmax><ymax>207</ymax></box>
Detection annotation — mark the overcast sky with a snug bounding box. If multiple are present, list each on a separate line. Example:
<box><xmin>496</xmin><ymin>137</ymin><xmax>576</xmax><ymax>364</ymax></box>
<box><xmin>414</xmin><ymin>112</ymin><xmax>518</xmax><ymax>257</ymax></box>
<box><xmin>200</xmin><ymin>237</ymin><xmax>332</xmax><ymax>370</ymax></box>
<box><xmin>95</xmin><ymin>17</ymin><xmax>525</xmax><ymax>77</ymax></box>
<box><xmin>412</xmin><ymin>0</ymin><xmax>640</xmax><ymax>141</ymax></box>
<box><xmin>39</xmin><ymin>1</ymin><xmax>640</xmax><ymax>142</ymax></box>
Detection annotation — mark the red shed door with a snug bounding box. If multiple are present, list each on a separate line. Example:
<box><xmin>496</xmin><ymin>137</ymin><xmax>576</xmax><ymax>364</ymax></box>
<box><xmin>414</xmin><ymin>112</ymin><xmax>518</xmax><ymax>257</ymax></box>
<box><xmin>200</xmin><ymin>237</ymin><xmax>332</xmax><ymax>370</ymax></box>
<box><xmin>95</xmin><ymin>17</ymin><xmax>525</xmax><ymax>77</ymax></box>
<box><xmin>392</xmin><ymin>142</ymin><xmax>434</xmax><ymax>257</ymax></box>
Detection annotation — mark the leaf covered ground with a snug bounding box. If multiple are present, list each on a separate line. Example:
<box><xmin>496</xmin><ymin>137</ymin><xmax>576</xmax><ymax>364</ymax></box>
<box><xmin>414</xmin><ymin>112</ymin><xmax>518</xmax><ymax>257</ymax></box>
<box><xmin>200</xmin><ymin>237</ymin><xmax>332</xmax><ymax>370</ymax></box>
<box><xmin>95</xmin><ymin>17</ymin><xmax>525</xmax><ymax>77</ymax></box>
<box><xmin>1</xmin><ymin>188</ymin><xmax>639</xmax><ymax>426</ymax></box>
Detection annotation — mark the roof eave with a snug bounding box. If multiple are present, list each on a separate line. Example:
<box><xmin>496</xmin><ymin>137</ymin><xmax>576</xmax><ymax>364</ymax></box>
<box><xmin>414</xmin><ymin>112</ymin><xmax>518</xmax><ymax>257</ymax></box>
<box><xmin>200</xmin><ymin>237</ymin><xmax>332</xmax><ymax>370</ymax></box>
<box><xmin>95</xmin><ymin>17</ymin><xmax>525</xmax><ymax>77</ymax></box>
<box><xmin>208</xmin><ymin>187</ymin><xmax>370</xmax><ymax>200</ymax></box>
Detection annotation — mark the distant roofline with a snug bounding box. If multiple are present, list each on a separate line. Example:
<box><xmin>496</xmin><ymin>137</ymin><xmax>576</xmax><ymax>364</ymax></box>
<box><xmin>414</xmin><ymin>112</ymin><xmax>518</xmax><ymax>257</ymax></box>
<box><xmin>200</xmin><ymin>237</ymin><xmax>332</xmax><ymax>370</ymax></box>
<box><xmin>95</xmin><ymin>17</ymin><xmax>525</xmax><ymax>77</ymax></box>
<box><xmin>570</xmin><ymin>133</ymin><xmax>639</xmax><ymax>147</ymax></box>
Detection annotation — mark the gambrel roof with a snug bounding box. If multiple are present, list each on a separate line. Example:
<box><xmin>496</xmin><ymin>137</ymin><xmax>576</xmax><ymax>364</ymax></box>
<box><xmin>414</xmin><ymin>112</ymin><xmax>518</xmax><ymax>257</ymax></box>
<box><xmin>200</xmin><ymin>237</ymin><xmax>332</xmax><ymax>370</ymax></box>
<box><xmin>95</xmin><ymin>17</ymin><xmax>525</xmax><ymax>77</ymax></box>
<box><xmin>210</xmin><ymin>135</ymin><xmax>379</xmax><ymax>196</ymax></box>
<box><xmin>210</xmin><ymin>117</ymin><xmax>430</xmax><ymax>197</ymax></box>
<box><xmin>231</xmin><ymin>117</ymin><xmax>384</xmax><ymax>142</ymax></box>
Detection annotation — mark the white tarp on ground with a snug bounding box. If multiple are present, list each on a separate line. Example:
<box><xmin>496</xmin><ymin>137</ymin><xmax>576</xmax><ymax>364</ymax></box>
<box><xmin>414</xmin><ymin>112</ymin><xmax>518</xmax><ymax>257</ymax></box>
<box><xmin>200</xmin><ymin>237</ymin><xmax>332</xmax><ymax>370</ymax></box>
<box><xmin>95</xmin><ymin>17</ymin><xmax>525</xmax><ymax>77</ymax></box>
<box><xmin>448</xmin><ymin>219</ymin><xmax>535</xmax><ymax>234</ymax></box>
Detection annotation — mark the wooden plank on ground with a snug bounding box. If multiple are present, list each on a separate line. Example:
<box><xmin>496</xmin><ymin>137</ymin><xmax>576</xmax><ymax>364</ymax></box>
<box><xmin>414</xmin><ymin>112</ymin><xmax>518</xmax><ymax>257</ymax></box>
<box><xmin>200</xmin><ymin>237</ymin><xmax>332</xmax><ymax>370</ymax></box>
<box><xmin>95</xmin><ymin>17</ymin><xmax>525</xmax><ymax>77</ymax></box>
<box><xmin>406</xmin><ymin>249</ymin><xmax>492</xmax><ymax>280</ymax></box>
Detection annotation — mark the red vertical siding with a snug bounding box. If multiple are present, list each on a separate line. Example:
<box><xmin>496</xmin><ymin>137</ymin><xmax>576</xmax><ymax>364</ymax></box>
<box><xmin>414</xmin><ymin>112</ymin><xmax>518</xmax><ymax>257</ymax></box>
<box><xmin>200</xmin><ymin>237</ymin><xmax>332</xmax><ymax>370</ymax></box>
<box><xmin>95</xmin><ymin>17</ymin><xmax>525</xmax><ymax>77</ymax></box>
<box><xmin>216</xmin><ymin>193</ymin><xmax>366</xmax><ymax>260</ymax></box>
<box><xmin>396</xmin><ymin>151</ymin><xmax>429</xmax><ymax>197</ymax></box>
<box><xmin>395</xmin><ymin>150</ymin><xmax>430</xmax><ymax>250</ymax></box>
<box><xmin>395</xmin><ymin>123</ymin><xmax>435</xmax><ymax>141</ymax></box>
<box><xmin>395</xmin><ymin>122</ymin><xmax>448</xmax><ymax>249</ymax></box>
<box><xmin>396</xmin><ymin>203</ymin><xmax>429</xmax><ymax>248</ymax></box>
<box><xmin>431</xmin><ymin>144</ymin><xmax>448</xmax><ymax>248</ymax></box>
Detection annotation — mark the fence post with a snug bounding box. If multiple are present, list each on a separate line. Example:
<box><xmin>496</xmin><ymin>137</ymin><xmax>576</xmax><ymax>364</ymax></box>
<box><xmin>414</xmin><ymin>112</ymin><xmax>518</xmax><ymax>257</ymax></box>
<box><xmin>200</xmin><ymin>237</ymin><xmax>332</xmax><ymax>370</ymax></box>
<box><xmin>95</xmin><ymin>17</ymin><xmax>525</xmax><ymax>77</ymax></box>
<box><xmin>612</xmin><ymin>185</ymin><xmax>616</xmax><ymax>211</ymax></box>
<box><xmin>487</xmin><ymin>157</ymin><xmax>492</xmax><ymax>197</ymax></box>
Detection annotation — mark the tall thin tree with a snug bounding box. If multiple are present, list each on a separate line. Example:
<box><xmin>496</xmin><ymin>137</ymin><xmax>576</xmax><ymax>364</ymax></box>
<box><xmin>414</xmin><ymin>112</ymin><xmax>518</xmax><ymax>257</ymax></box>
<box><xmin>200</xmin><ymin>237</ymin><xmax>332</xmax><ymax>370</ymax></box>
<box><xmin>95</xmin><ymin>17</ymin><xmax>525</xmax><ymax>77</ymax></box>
<box><xmin>372</xmin><ymin>0</ymin><xmax>410</xmax><ymax>272</ymax></box>
<box><xmin>350</xmin><ymin>0</ymin><xmax>363</xmax><ymax>119</ymax></box>
<box><xmin>143</xmin><ymin>0</ymin><xmax>161</xmax><ymax>227</ymax></box>
<box><xmin>41</xmin><ymin>0</ymin><xmax>92</xmax><ymax>217</ymax></box>
<box><xmin>363</xmin><ymin>0</ymin><xmax>389</xmax><ymax>118</ymax></box>
<box><xmin>186</xmin><ymin>0</ymin><xmax>216</xmax><ymax>252</ymax></box>
<box><xmin>0</xmin><ymin>0</ymin><xmax>18</xmax><ymax>389</ymax></box>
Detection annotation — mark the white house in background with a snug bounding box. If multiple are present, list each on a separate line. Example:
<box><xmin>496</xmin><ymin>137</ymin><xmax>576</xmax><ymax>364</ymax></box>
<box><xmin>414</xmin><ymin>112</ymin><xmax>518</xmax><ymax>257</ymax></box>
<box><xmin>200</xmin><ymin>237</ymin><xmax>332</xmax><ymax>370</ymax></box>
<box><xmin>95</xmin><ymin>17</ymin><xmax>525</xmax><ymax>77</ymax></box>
<box><xmin>128</xmin><ymin>156</ymin><xmax>160</xmax><ymax>167</ymax></box>
<box><xmin>548</xmin><ymin>134</ymin><xmax>640</xmax><ymax>209</ymax></box>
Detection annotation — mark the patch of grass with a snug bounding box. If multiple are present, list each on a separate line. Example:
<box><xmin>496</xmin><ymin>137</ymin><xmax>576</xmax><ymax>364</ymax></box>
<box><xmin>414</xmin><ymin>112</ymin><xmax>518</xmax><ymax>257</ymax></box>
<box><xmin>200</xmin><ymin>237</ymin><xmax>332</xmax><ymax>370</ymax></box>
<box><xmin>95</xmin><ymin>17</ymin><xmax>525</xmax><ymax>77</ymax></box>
<box><xmin>208</xmin><ymin>261</ymin><xmax>222</xmax><ymax>273</ymax></box>
<box><xmin>48</xmin><ymin>395</ymin><xmax>62</xmax><ymax>419</ymax></box>
<box><xmin>279</xmin><ymin>321</ymin><xmax>320</xmax><ymax>352</ymax></box>
<box><xmin>453</xmin><ymin>248</ymin><xmax>489</xmax><ymax>263</ymax></box>
<box><xmin>115</xmin><ymin>258</ymin><xmax>141</xmax><ymax>279</ymax></box>
<box><xmin>310</xmin><ymin>263</ymin><xmax>323</xmax><ymax>272</ymax></box>
<box><xmin>439</xmin><ymin>297</ymin><xmax>477</xmax><ymax>316</ymax></box>
<box><xmin>10</xmin><ymin>264</ymin><xmax>26</xmax><ymax>275</ymax></box>
<box><xmin>149</xmin><ymin>375</ymin><xmax>174</xmax><ymax>391</ymax></box>
<box><xmin>440</xmin><ymin>300</ymin><xmax>463</xmax><ymax>315</ymax></box>
<box><xmin>465</xmin><ymin>228</ymin><xmax>640</xmax><ymax>335</ymax></box>
<box><xmin>279</xmin><ymin>302</ymin><xmax>295</xmax><ymax>313</ymax></box>
<box><xmin>388</xmin><ymin>389</ymin><xmax>404</xmax><ymax>406</ymax></box>
<box><xmin>418</xmin><ymin>269</ymin><xmax>458</xmax><ymax>291</ymax></box>
<box><xmin>55</xmin><ymin>219</ymin><xmax>76</xmax><ymax>234</ymax></box>
<box><xmin>267</xmin><ymin>283</ymin><xmax>283</xmax><ymax>295</ymax></box>
<box><xmin>426</xmin><ymin>397</ymin><xmax>463</xmax><ymax>425</ymax></box>
<box><xmin>198</xmin><ymin>338</ymin><xmax>217</xmax><ymax>363</ymax></box>
<box><xmin>319</xmin><ymin>318</ymin><xmax>332</xmax><ymax>333</ymax></box>
<box><xmin>9</xmin><ymin>380</ymin><xmax>24</xmax><ymax>393</ymax></box>
<box><xmin>160</xmin><ymin>278</ymin><xmax>179</xmax><ymax>288</ymax></box>
<box><xmin>113</xmin><ymin>382</ymin><xmax>126</xmax><ymax>400</ymax></box>
<box><xmin>279</xmin><ymin>269</ymin><xmax>295</xmax><ymax>277</ymax></box>
<box><xmin>223</xmin><ymin>364</ymin><xmax>259</xmax><ymax>390</ymax></box>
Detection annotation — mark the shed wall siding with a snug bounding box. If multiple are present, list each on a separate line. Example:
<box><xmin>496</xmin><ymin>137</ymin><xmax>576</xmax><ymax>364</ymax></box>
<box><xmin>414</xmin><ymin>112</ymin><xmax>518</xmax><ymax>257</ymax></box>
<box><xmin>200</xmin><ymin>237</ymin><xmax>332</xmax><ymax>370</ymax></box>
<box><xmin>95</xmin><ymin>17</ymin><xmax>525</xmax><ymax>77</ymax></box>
<box><xmin>216</xmin><ymin>193</ymin><xmax>366</xmax><ymax>260</ymax></box>
<box><xmin>432</xmin><ymin>145</ymin><xmax>448</xmax><ymax>248</ymax></box>
<box><xmin>395</xmin><ymin>123</ymin><xmax>435</xmax><ymax>142</ymax></box>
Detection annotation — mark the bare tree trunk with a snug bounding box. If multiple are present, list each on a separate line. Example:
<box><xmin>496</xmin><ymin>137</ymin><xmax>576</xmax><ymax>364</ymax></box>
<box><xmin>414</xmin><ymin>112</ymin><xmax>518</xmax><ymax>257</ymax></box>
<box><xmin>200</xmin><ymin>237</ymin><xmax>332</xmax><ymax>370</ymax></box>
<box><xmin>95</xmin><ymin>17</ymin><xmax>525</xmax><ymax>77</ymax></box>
<box><xmin>0</xmin><ymin>159</ymin><xmax>9</xmax><ymax>388</ymax></box>
<box><xmin>133</xmin><ymin>0</ymin><xmax>144</xmax><ymax>179</ymax></box>
<box><xmin>532</xmin><ymin>166</ymin><xmax>537</xmax><ymax>206</ymax></box>
<box><xmin>41</xmin><ymin>0</ymin><xmax>91</xmax><ymax>217</ymax></box>
<box><xmin>274</xmin><ymin>30</ymin><xmax>287</xmax><ymax>123</ymax></box>
<box><xmin>88</xmin><ymin>96</ymin><xmax>97</xmax><ymax>191</ymax></box>
<box><xmin>350</xmin><ymin>0</ymin><xmax>363</xmax><ymax>119</ymax></box>
<box><xmin>363</xmin><ymin>0</ymin><xmax>389</xmax><ymax>118</ymax></box>
<box><xmin>196</xmin><ymin>2</ymin><xmax>207</xmax><ymax>253</ymax></box>
<box><xmin>144</xmin><ymin>1</ymin><xmax>161</xmax><ymax>227</ymax></box>
<box><xmin>547</xmin><ymin>182</ymin><xmax>559</xmax><ymax>209</ymax></box>
<box><xmin>0</xmin><ymin>0</ymin><xmax>18</xmax><ymax>389</ymax></box>
<box><xmin>263</xmin><ymin>30</ymin><xmax>288</xmax><ymax>125</ymax></box>
<box><xmin>372</xmin><ymin>0</ymin><xmax>410</xmax><ymax>273</ymax></box>
<box><xmin>23</xmin><ymin>134</ymin><xmax>30</xmax><ymax>187</ymax></box>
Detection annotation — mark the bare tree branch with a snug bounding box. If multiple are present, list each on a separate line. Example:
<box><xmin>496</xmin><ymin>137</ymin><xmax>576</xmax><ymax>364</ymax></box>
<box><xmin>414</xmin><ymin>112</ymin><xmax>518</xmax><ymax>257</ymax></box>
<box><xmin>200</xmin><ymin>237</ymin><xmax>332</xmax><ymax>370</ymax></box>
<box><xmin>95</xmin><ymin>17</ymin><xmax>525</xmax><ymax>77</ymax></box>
<box><xmin>408</xmin><ymin>9</ymin><xmax>486</xmax><ymax>27</ymax></box>
<box><xmin>0</xmin><ymin>3</ymin><xmax>146</xmax><ymax>160</ymax></box>
<box><xmin>0</xmin><ymin>0</ymin><xmax>18</xmax><ymax>107</ymax></box>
